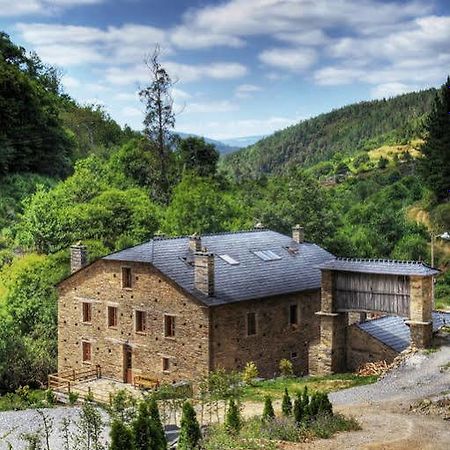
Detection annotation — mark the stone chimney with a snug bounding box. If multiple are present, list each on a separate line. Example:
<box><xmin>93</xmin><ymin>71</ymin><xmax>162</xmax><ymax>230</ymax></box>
<box><xmin>189</xmin><ymin>233</ymin><xmax>202</xmax><ymax>252</ymax></box>
<box><xmin>70</xmin><ymin>242</ymin><xmax>88</xmax><ymax>273</ymax></box>
<box><xmin>292</xmin><ymin>224</ymin><xmax>305</xmax><ymax>244</ymax></box>
<box><xmin>194</xmin><ymin>248</ymin><xmax>215</xmax><ymax>296</ymax></box>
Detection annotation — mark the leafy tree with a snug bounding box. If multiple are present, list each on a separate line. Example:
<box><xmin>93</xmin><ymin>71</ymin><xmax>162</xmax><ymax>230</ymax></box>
<box><xmin>177</xmin><ymin>401</ymin><xmax>201</xmax><ymax>450</ymax></box>
<box><xmin>177</xmin><ymin>136</ymin><xmax>219</xmax><ymax>177</ymax></box>
<box><xmin>162</xmin><ymin>174</ymin><xmax>248</xmax><ymax>236</ymax></box>
<box><xmin>242</xmin><ymin>361</ymin><xmax>258</xmax><ymax>385</ymax></box>
<box><xmin>225</xmin><ymin>398</ymin><xmax>241</xmax><ymax>435</ymax></box>
<box><xmin>139</xmin><ymin>46</ymin><xmax>175</xmax><ymax>201</ymax></box>
<box><xmin>262</xmin><ymin>396</ymin><xmax>275</xmax><ymax>422</ymax></box>
<box><xmin>418</xmin><ymin>76</ymin><xmax>450</xmax><ymax>201</ymax></box>
<box><xmin>281</xmin><ymin>388</ymin><xmax>292</xmax><ymax>417</ymax></box>
<box><xmin>0</xmin><ymin>32</ymin><xmax>73</xmax><ymax>177</ymax></box>
<box><xmin>110</xmin><ymin>419</ymin><xmax>134</xmax><ymax>450</ymax></box>
<box><xmin>391</xmin><ymin>234</ymin><xmax>428</xmax><ymax>261</ymax></box>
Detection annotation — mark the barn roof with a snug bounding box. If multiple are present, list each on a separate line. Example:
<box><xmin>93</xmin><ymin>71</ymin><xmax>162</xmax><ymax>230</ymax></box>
<box><xmin>317</xmin><ymin>257</ymin><xmax>440</xmax><ymax>276</ymax></box>
<box><xmin>103</xmin><ymin>229</ymin><xmax>334</xmax><ymax>306</ymax></box>
<box><xmin>356</xmin><ymin>311</ymin><xmax>450</xmax><ymax>352</ymax></box>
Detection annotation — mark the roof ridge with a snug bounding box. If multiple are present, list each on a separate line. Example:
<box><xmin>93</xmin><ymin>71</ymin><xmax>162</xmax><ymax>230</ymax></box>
<box><xmin>335</xmin><ymin>257</ymin><xmax>427</xmax><ymax>265</ymax></box>
<box><xmin>152</xmin><ymin>228</ymin><xmax>271</xmax><ymax>241</ymax></box>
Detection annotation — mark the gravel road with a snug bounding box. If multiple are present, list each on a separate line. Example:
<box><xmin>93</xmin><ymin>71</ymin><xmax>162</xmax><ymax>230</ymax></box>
<box><xmin>330</xmin><ymin>344</ymin><xmax>450</xmax><ymax>406</ymax></box>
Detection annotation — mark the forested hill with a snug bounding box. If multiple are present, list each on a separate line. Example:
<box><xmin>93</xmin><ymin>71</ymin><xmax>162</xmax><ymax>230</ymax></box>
<box><xmin>222</xmin><ymin>89</ymin><xmax>437</xmax><ymax>177</ymax></box>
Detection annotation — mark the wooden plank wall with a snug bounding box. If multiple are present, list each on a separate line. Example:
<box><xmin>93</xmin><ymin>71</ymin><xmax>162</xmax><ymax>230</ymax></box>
<box><xmin>334</xmin><ymin>272</ymin><xmax>410</xmax><ymax>317</ymax></box>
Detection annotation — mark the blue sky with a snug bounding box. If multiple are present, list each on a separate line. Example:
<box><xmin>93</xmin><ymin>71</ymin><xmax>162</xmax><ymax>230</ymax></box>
<box><xmin>1</xmin><ymin>0</ymin><xmax>449</xmax><ymax>140</ymax></box>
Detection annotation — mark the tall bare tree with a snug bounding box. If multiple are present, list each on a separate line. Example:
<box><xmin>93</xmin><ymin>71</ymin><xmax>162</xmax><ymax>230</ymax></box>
<box><xmin>139</xmin><ymin>46</ymin><xmax>175</xmax><ymax>201</ymax></box>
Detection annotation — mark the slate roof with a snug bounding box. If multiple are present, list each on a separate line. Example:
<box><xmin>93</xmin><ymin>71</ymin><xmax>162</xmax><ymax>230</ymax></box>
<box><xmin>356</xmin><ymin>311</ymin><xmax>450</xmax><ymax>352</ymax></box>
<box><xmin>104</xmin><ymin>229</ymin><xmax>334</xmax><ymax>306</ymax></box>
<box><xmin>317</xmin><ymin>257</ymin><xmax>440</xmax><ymax>276</ymax></box>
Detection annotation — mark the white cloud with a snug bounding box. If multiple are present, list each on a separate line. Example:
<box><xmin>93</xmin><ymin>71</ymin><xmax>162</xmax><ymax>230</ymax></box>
<box><xmin>105</xmin><ymin>61</ymin><xmax>248</xmax><ymax>85</ymax></box>
<box><xmin>259</xmin><ymin>47</ymin><xmax>317</xmax><ymax>72</ymax></box>
<box><xmin>122</xmin><ymin>106</ymin><xmax>143</xmax><ymax>117</ymax></box>
<box><xmin>235</xmin><ymin>84</ymin><xmax>262</xmax><ymax>98</ymax></box>
<box><xmin>0</xmin><ymin>0</ymin><xmax>103</xmax><ymax>17</ymax></box>
<box><xmin>61</xmin><ymin>75</ymin><xmax>80</xmax><ymax>89</ymax></box>
<box><xmin>186</xmin><ymin>100</ymin><xmax>237</xmax><ymax>114</ymax></box>
<box><xmin>177</xmin><ymin>115</ymin><xmax>300</xmax><ymax>141</ymax></box>
<box><xmin>370</xmin><ymin>82</ymin><xmax>419</xmax><ymax>99</ymax></box>
<box><xmin>16</xmin><ymin>22</ymin><xmax>168</xmax><ymax>66</ymax></box>
<box><xmin>170</xmin><ymin>0</ymin><xmax>431</xmax><ymax>50</ymax></box>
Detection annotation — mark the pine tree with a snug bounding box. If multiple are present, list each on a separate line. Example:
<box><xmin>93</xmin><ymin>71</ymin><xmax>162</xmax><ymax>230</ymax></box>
<box><xmin>177</xmin><ymin>401</ymin><xmax>202</xmax><ymax>450</ymax></box>
<box><xmin>281</xmin><ymin>388</ymin><xmax>292</xmax><ymax>417</ymax></box>
<box><xmin>225</xmin><ymin>398</ymin><xmax>241</xmax><ymax>435</ymax></box>
<box><xmin>262</xmin><ymin>396</ymin><xmax>275</xmax><ymax>422</ymax></box>
<box><xmin>132</xmin><ymin>402</ymin><xmax>153</xmax><ymax>450</ymax></box>
<box><xmin>418</xmin><ymin>76</ymin><xmax>450</xmax><ymax>201</ymax></box>
<box><xmin>148</xmin><ymin>397</ymin><xmax>167</xmax><ymax>450</ymax></box>
<box><xmin>110</xmin><ymin>419</ymin><xmax>134</xmax><ymax>450</ymax></box>
<box><xmin>293</xmin><ymin>392</ymin><xmax>304</xmax><ymax>425</ymax></box>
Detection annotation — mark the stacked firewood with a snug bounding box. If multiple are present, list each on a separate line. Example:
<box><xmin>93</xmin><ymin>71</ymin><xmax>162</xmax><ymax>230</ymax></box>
<box><xmin>357</xmin><ymin>360</ymin><xmax>389</xmax><ymax>376</ymax></box>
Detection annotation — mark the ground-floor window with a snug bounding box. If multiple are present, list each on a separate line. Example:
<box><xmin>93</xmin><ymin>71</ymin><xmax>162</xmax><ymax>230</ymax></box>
<box><xmin>162</xmin><ymin>357</ymin><xmax>170</xmax><ymax>372</ymax></box>
<box><xmin>82</xmin><ymin>341</ymin><xmax>92</xmax><ymax>363</ymax></box>
<box><xmin>246</xmin><ymin>312</ymin><xmax>257</xmax><ymax>336</ymax></box>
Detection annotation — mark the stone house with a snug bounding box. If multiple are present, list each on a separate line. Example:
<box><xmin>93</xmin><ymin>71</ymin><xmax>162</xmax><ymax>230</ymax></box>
<box><xmin>57</xmin><ymin>227</ymin><xmax>334</xmax><ymax>383</ymax></box>
<box><xmin>57</xmin><ymin>227</ymin><xmax>441</xmax><ymax>385</ymax></box>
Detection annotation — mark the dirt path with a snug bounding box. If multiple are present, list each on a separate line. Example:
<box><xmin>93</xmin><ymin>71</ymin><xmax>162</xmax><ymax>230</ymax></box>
<box><xmin>273</xmin><ymin>343</ymin><xmax>450</xmax><ymax>449</ymax></box>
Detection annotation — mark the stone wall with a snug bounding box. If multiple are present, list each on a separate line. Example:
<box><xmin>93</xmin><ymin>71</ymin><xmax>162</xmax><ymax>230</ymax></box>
<box><xmin>58</xmin><ymin>260</ymin><xmax>210</xmax><ymax>384</ymax></box>
<box><xmin>346</xmin><ymin>324</ymin><xmax>398</xmax><ymax>371</ymax></box>
<box><xmin>210</xmin><ymin>291</ymin><xmax>321</xmax><ymax>378</ymax></box>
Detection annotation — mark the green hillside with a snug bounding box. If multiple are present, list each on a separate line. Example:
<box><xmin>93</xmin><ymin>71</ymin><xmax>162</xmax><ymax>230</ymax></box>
<box><xmin>222</xmin><ymin>89</ymin><xmax>436</xmax><ymax>177</ymax></box>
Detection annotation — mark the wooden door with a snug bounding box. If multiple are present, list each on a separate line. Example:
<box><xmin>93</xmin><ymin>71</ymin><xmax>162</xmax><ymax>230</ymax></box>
<box><xmin>123</xmin><ymin>345</ymin><xmax>133</xmax><ymax>383</ymax></box>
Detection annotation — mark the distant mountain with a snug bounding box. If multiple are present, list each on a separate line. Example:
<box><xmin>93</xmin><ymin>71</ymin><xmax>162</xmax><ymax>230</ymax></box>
<box><xmin>175</xmin><ymin>132</ymin><xmax>239</xmax><ymax>154</ymax></box>
<box><xmin>221</xmin><ymin>89</ymin><xmax>437</xmax><ymax>177</ymax></box>
<box><xmin>221</xmin><ymin>135</ymin><xmax>266</xmax><ymax>148</ymax></box>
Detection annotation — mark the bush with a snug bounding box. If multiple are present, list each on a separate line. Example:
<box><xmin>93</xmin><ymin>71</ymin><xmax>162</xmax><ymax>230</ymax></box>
<box><xmin>242</xmin><ymin>362</ymin><xmax>258</xmax><ymax>385</ymax></box>
<box><xmin>306</xmin><ymin>413</ymin><xmax>361</xmax><ymax>439</ymax></box>
<box><xmin>279</xmin><ymin>359</ymin><xmax>294</xmax><ymax>378</ymax></box>
<box><xmin>262</xmin><ymin>396</ymin><xmax>275</xmax><ymax>422</ymax></box>
<box><xmin>225</xmin><ymin>398</ymin><xmax>241</xmax><ymax>435</ymax></box>
<box><xmin>110</xmin><ymin>419</ymin><xmax>134</xmax><ymax>450</ymax></box>
<box><xmin>293</xmin><ymin>392</ymin><xmax>304</xmax><ymax>424</ymax></box>
<box><xmin>261</xmin><ymin>416</ymin><xmax>300</xmax><ymax>442</ymax></box>
<box><xmin>147</xmin><ymin>396</ymin><xmax>167</xmax><ymax>450</ymax></box>
<box><xmin>45</xmin><ymin>389</ymin><xmax>56</xmax><ymax>405</ymax></box>
<box><xmin>281</xmin><ymin>388</ymin><xmax>292</xmax><ymax>417</ymax></box>
<box><xmin>68</xmin><ymin>392</ymin><xmax>79</xmax><ymax>405</ymax></box>
<box><xmin>178</xmin><ymin>401</ymin><xmax>202</xmax><ymax>450</ymax></box>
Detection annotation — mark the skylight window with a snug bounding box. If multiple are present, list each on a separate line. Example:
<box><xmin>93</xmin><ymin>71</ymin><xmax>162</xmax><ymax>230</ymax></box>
<box><xmin>219</xmin><ymin>254</ymin><xmax>240</xmax><ymax>265</ymax></box>
<box><xmin>253</xmin><ymin>250</ymin><xmax>282</xmax><ymax>261</ymax></box>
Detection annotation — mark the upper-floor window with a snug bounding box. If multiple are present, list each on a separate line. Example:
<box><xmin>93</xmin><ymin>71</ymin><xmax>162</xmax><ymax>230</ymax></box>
<box><xmin>82</xmin><ymin>302</ymin><xmax>92</xmax><ymax>323</ymax></box>
<box><xmin>247</xmin><ymin>312</ymin><xmax>257</xmax><ymax>336</ymax></box>
<box><xmin>82</xmin><ymin>341</ymin><xmax>92</xmax><ymax>363</ymax></box>
<box><xmin>122</xmin><ymin>267</ymin><xmax>132</xmax><ymax>288</ymax></box>
<box><xmin>135</xmin><ymin>310</ymin><xmax>146</xmax><ymax>333</ymax></box>
<box><xmin>108</xmin><ymin>306</ymin><xmax>118</xmax><ymax>328</ymax></box>
<box><xmin>164</xmin><ymin>315</ymin><xmax>176</xmax><ymax>338</ymax></box>
<box><xmin>289</xmin><ymin>304</ymin><xmax>298</xmax><ymax>326</ymax></box>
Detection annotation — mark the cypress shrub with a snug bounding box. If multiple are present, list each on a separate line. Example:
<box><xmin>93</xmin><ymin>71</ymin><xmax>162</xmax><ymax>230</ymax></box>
<box><xmin>225</xmin><ymin>398</ymin><xmax>241</xmax><ymax>434</ymax></box>
<box><xmin>293</xmin><ymin>392</ymin><xmax>304</xmax><ymax>425</ymax></box>
<box><xmin>148</xmin><ymin>397</ymin><xmax>167</xmax><ymax>450</ymax></box>
<box><xmin>178</xmin><ymin>401</ymin><xmax>202</xmax><ymax>450</ymax></box>
<box><xmin>262</xmin><ymin>396</ymin><xmax>275</xmax><ymax>422</ymax></box>
<box><xmin>110</xmin><ymin>419</ymin><xmax>134</xmax><ymax>450</ymax></box>
<box><xmin>132</xmin><ymin>402</ymin><xmax>153</xmax><ymax>450</ymax></box>
<box><xmin>281</xmin><ymin>388</ymin><xmax>292</xmax><ymax>417</ymax></box>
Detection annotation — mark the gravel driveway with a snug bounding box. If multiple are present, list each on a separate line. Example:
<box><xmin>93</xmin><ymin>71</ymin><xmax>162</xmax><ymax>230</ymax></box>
<box><xmin>330</xmin><ymin>344</ymin><xmax>450</xmax><ymax>406</ymax></box>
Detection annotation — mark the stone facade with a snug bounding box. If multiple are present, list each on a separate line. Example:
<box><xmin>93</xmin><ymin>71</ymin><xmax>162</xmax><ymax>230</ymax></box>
<box><xmin>346</xmin><ymin>325</ymin><xmax>398</xmax><ymax>371</ymax></box>
<box><xmin>210</xmin><ymin>291</ymin><xmax>321</xmax><ymax>378</ymax></box>
<box><xmin>58</xmin><ymin>259</ymin><xmax>321</xmax><ymax>383</ymax></box>
<box><xmin>58</xmin><ymin>260</ymin><xmax>210</xmax><ymax>384</ymax></box>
